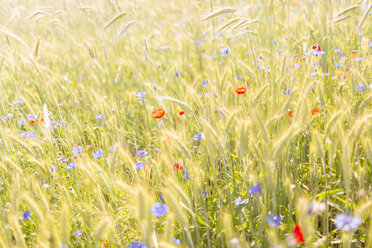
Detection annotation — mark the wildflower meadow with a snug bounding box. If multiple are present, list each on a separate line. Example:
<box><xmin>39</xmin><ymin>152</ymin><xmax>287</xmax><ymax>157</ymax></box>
<box><xmin>0</xmin><ymin>0</ymin><xmax>371</xmax><ymax>247</ymax></box>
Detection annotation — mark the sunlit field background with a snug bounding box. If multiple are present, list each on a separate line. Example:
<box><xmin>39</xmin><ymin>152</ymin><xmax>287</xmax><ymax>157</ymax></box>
<box><xmin>0</xmin><ymin>0</ymin><xmax>371</xmax><ymax>247</ymax></box>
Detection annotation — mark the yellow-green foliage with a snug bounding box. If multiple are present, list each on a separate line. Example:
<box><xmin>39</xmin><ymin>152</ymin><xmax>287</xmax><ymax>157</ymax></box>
<box><xmin>0</xmin><ymin>0</ymin><xmax>371</xmax><ymax>247</ymax></box>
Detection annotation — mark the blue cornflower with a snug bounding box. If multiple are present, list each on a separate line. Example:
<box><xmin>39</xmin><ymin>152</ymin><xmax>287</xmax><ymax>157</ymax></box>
<box><xmin>160</xmin><ymin>45</ymin><xmax>169</xmax><ymax>50</ymax></box>
<box><xmin>137</xmin><ymin>150</ymin><xmax>149</xmax><ymax>157</ymax></box>
<box><xmin>266</xmin><ymin>214</ymin><xmax>281</xmax><ymax>227</ymax></box>
<box><xmin>73</xmin><ymin>230</ymin><xmax>82</xmax><ymax>237</ymax></box>
<box><xmin>196</xmin><ymin>39</ymin><xmax>204</xmax><ymax>46</ymax></box>
<box><xmin>173</xmin><ymin>238</ymin><xmax>182</xmax><ymax>245</ymax></box>
<box><xmin>322</xmin><ymin>72</ymin><xmax>330</xmax><ymax>77</ymax></box>
<box><xmin>159</xmin><ymin>194</ymin><xmax>164</xmax><ymax>202</ymax></box>
<box><xmin>154</xmin><ymin>148</ymin><xmax>162</xmax><ymax>153</ymax></box>
<box><xmin>274</xmin><ymin>40</ymin><xmax>278</xmax><ymax>46</ymax></box>
<box><xmin>357</xmin><ymin>84</ymin><xmax>365</xmax><ymax>92</ymax></box>
<box><xmin>135</xmin><ymin>162</ymin><xmax>146</xmax><ymax>169</ymax></box>
<box><xmin>14</xmin><ymin>99</ymin><xmax>24</xmax><ymax>105</ymax></box>
<box><xmin>356</xmin><ymin>57</ymin><xmax>363</xmax><ymax>62</ymax></box>
<box><xmin>22</xmin><ymin>210</ymin><xmax>31</xmax><ymax>221</ymax></box>
<box><xmin>174</xmin><ymin>71</ymin><xmax>181</xmax><ymax>77</ymax></box>
<box><xmin>93</xmin><ymin>149</ymin><xmax>104</xmax><ymax>159</ymax></box>
<box><xmin>334</xmin><ymin>49</ymin><xmax>343</xmax><ymax>54</ymax></box>
<box><xmin>135</xmin><ymin>91</ymin><xmax>146</xmax><ymax>98</ymax></box>
<box><xmin>66</xmin><ymin>161</ymin><xmax>77</xmax><ymax>170</ymax></box>
<box><xmin>27</xmin><ymin>114</ymin><xmax>37</xmax><ymax>121</ymax></box>
<box><xmin>114</xmin><ymin>78</ymin><xmax>120</xmax><ymax>83</ymax></box>
<box><xmin>334</xmin><ymin>214</ymin><xmax>361</xmax><ymax>232</ymax></box>
<box><xmin>311</xmin><ymin>72</ymin><xmax>318</xmax><ymax>77</ymax></box>
<box><xmin>110</xmin><ymin>145</ymin><xmax>117</xmax><ymax>151</ymax></box>
<box><xmin>50</xmin><ymin>165</ymin><xmax>57</xmax><ymax>172</ymax></box>
<box><xmin>282</xmin><ymin>89</ymin><xmax>291</xmax><ymax>95</ymax></box>
<box><xmin>95</xmin><ymin>114</ymin><xmax>105</xmax><ymax>120</ymax></box>
<box><xmin>210</xmin><ymin>55</ymin><xmax>217</xmax><ymax>59</ymax></box>
<box><xmin>237</xmin><ymin>75</ymin><xmax>242</xmax><ymax>80</ymax></box>
<box><xmin>18</xmin><ymin>118</ymin><xmax>26</xmax><ymax>126</ymax></box>
<box><xmin>183</xmin><ymin>170</ymin><xmax>189</xmax><ymax>180</ymax></box>
<box><xmin>57</xmin><ymin>157</ymin><xmax>69</xmax><ymax>163</ymax></box>
<box><xmin>128</xmin><ymin>242</ymin><xmax>148</xmax><ymax>248</ymax></box>
<box><xmin>18</xmin><ymin>131</ymin><xmax>27</xmax><ymax>138</ymax></box>
<box><xmin>234</xmin><ymin>198</ymin><xmax>246</xmax><ymax>206</ymax></box>
<box><xmin>73</xmin><ymin>146</ymin><xmax>82</xmax><ymax>155</ymax></box>
<box><xmin>2</xmin><ymin>113</ymin><xmax>12</xmax><ymax>121</ymax></box>
<box><xmin>193</xmin><ymin>132</ymin><xmax>204</xmax><ymax>141</ymax></box>
<box><xmin>27</xmin><ymin>131</ymin><xmax>36</xmax><ymax>138</ymax></box>
<box><xmin>151</xmin><ymin>202</ymin><xmax>169</xmax><ymax>218</ymax></box>
<box><xmin>202</xmin><ymin>189</ymin><xmax>208</xmax><ymax>197</ymax></box>
<box><xmin>221</xmin><ymin>46</ymin><xmax>231</xmax><ymax>56</ymax></box>
<box><xmin>201</xmin><ymin>80</ymin><xmax>208</xmax><ymax>86</ymax></box>
<box><xmin>249</xmin><ymin>184</ymin><xmax>262</xmax><ymax>195</ymax></box>
<box><xmin>335</xmin><ymin>63</ymin><xmax>342</xmax><ymax>68</ymax></box>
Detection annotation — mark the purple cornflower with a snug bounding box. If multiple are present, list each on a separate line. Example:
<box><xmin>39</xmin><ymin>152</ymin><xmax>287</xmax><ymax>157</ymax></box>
<box><xmin>95</xmin><ymin>114</ymin><xmax>105</xmax><ymax>120</ymax></box>
<box><xmin>66</xmin><ymin>161</ymin><xmax>77</xmax><ymax>170</ymax></box>
<box><xmin>201</xmin><ymin>80</ymin><xmax>208</xmax><ymax>86</ymax></box>
<box><xmin>73</xmin><ymin>230</ymin><xmax>82</xmax><ymax>237</ymax></box>
<box><xmin>248</xmin><ymin>184</ymin><xmax>262</xmax><ymax>195</ymax></box>
<box><xmin>2</xmin><ymin>113</ymin><xmax>12</xmax><ymax>121</ymax></box>
<box><xmin>151</xmin><ymin>202</ymin><xmax>169</xmax><ymax>218</ymax></box>
<box><xmin>160</xmin><ymin>45</ymin><xmax>169</xmax><ymax>50</ymax></box>
<box><xmin>282</xmin><ymin>89</ymin><xmax>291</xmax><ymax>95</ymax></box>
<box><xmin>135</xmin><ymin>91</ymin><xmax>146</xmax><ymax>98</ymax></box>
<box><xmin>266</xmin><ymin>214</ymin><xmax>281</xmax><ymax>227</ymax></box>
<box><xmin>14</xmin><ymin>99</ymin><xmax>24</xmax><ymax>105</ymax></box>
<box><xmin>93</xmin><ymin>149</ymin><xmax>104</xmax><ymax>159</ymax></box>
<box><xmin>234</xmin><ymin>198</ymin><xmax>246</xmax><ymax>206</ymax></box>
<box><xmin>193</xmin><ymin>132</ymin><xmax>204</xmax><ymax>141</ymax></box>
<box><xmin>22</xmin><ymin>210</ymin><xmax>31</xmax><ymax>221</ymax></box>
<box><xmin>18</xmin><ymin>118</ymin><xmax>26</xmax><ymax>126</ymax></box>
<box><xmin>334</xmin><ymin>214</ymin><xmax>361</xmax><ymax>231</ymax></box>
<box><xmin>128</xmin><ymin>242</ymin><xmax>148</xmax><ymax>248</ymax></box>
<box><xmin>135</xmin><ymin>162</ymin><xmax>146</xmax><ymax>169</ymax></box>
<box><xmin>57</xmin><ymin>157</ymin><xmax>69</xmax><ymax>163</ymax></box>
<box><xmin>183</xmin><ymin>170</ymin><xmax>189</xmax><ymax>180</ymax></box>
<box><xmin>173</xmin><ymin>238</ymin><xmax>182</xmax><ymax>245</ymax></box>
<box><xmin>137</xmin><ymin>150</ymin><xmax>149</xmax><ymax>157</ymax></box>
<box><xmin>73</xmin><ymin>146</ymin><xmax>82</xmax><ymax>155</ymax></box>
<box><xmin>221</xmin><ymin>46</ymin><xmax>231</xmax><ymax>56</ymax></box>
<box><xmin>357</xmin><ymin>84</ymin><xmax>365</xmax><ymax>92</ymax></box>
<box><xmin>27</xmin><ymin>114</ymin><xmax>37</xmax><ymax>121</ymax></box>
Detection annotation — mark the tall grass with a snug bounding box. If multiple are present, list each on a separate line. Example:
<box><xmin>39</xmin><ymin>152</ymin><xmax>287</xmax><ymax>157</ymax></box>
<box><xmin>0</xmin><ymin>0</ymin><xmax>371</xmax><ymax>247</ymax></box>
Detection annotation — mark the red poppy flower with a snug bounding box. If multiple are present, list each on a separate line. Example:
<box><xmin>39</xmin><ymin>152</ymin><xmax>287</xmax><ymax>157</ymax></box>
<box><xmin>152</xmin><ymin>108</ymin><xmax>165</xmax><ymax>118</ymax></box>
<box><xmin>179</xmin><ymin>110</ymin><xmax>185</xmax><ymax>115</ymax></box>
<box><xmin>311</xmin><ymin>108</ymin><xmax>320</xmax><ymax>115</ymax></box>
<box><xmin>40</xmin><ymin>118</ymin><xmax>44</xmax><ymax>122</ymax></box>
<box><xmin>235</xmin><ymin>86</ymin><xmax>246</xmax><ymax>95</ymax></box>
<box><xmin>293</xmin><ymin>224</ymin><xmax>305</xmax><ymax>244</ymax></box>
<box><xmin>288</xmin><ymin>110</ymin><xmax>295</xmax><ymax>117</ymax></box>
<box><xmin>29</xmin><ymin>120</ymin><xmax>35</xmax><ymax>124</ymax></box>
<box><xmin>311</xmin><ymin>45</ymin><xmax>321</xmax><ymax>51</ymax></box>
<box><xmin>174</xmin><ymin>163</ymin><xmax>183</xmax><ymax>170</ymax></box>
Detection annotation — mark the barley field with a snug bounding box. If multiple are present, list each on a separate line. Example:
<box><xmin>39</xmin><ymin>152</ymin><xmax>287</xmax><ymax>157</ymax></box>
<box><xmin>0</xmin><ymin>0</ymin><xmax>371</xmax><ymax>247</ymax></box>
